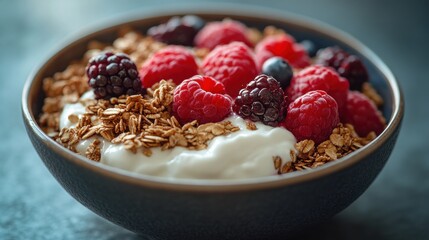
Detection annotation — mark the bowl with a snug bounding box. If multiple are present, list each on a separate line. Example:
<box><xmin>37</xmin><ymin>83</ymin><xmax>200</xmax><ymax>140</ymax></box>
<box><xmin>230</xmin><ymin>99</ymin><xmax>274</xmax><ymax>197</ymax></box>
<box><xmin>22</xmin><ymin>5</ymin><xmax>404</xmax><ymax>240</ymax></box>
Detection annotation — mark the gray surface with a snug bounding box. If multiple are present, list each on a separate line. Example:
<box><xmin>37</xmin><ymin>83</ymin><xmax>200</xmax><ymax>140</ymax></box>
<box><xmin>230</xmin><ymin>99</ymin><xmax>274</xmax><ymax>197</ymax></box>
<box><xmin>1</xmin><ymin>0</ymin><xmax>428</xmax><ymax>239</ymax></box>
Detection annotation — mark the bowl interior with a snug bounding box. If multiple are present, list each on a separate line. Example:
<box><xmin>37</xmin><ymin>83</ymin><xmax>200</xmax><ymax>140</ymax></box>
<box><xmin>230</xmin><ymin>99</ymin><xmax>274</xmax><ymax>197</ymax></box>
<box><xmin>23</xmin><ymin>9</ymin><xmax>403</xmax><ymax>189</ymax></box>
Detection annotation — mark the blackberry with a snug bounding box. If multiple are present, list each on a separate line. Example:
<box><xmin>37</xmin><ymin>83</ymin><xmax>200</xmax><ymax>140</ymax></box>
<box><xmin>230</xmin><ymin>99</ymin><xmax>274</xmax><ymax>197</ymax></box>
<box><xmin>148</xmin><ymin>15</ymin><xmax>205</xmax><ymax>46</ymax></box>
<box><xmin>338</xmin><ymin>55</ymin><xmax>369</xmax><ymax>90</ymax></box>
<box><xmin>262</xmin><ymin>57</ymin><xmax>293</xmax><ymax>89</ymax></box>
<box><xmin>86</xmin><ymin>52</ymin><xmax>142</xmax><ymax>99</ymax></box>
<box><xmin>315</xmin><ymin>46</ymin><xmax>349</xmax><ymax>69</ymax></box>
<box><xmin>233</xmin><ymin>74</ymin><xmax>286</xmax><ymax>127</ymax></box>
<box><xmin>315</xmin><ymin>46</ymin><xmax>368</xmax><ymax>90</ymax></box>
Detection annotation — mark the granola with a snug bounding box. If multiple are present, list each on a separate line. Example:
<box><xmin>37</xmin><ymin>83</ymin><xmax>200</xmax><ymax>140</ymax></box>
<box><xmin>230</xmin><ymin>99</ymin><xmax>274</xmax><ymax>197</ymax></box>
<box><xmin>279</xmin><ymin>124</ymin><xmax>376</xmax><ymax>173</ymax></box>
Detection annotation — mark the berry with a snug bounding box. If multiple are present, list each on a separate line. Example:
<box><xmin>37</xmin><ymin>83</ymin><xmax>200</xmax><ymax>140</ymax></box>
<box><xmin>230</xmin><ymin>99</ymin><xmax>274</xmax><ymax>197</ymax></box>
<box><xmin>147</xmin><ymin>15</ymin><xmax>205</xmax><ymax>46</ymax></box>
<box><xmin>194</xmin><ymin>20</ymin><xmax>252</xmax><ymax>50</ymax></box>
<box><xmin>86</xmin><ymin>52</ymin><xmax>142</xmax><ymax>99</ymax></box>
<box><xmin>262</xmin><ymin>57</ymin><xmax>293</xmax><ymax>89</ymax></box>
<box><xmin>255</xmin><ymin>34</ymin><xmax>311</xmax><ymax>70</ymax></box>
<box><xmin>283</xmin><ymin>90</ymin><xmax>339</xmax><ymax>143</ymax></box>
<box><xmin>139</xmin><ymin>46</ymin><xmax>199</xmax><ymax>88</ymax></box>
<box><xmin>315</xmin><ymin>46</ymin><xmax>348</xmax><ymax>69</ymax></box>
<box><xmin>299</xmin><ymin>40</ymin><xmax>317</xmax><ymax>57</ymax></box>
<box><xmin>233</xmin><ymin>74</ymin><xmax>286</xmax><ymax>126</ymax></box>
<box><xmin>173</xmin><ymin>75</ymin><xmax>232</xmax><ymax>124</ymax></box>
<box><xmin>201</xmin><ymin>42</ymin><xmax>258</xmax><ymax>98</ymax></box>
<box><xmin>315</xmin><ymin>46</ymin><xmax>369</xmax><ymax>90</ymax></box>
<box><xmin>344</xmin><ymin>91</ymin><xmax>385</xmax><ymax>136</ymax></box>
<box><xmin>287</xmin><ymin>65</ymin><xmax>349</xmax><ymax>119</ymax></box>
<box><xmin>338</xmin><ymin>55</ymin><xmax>369</xmax><ymax>90</ymax></box>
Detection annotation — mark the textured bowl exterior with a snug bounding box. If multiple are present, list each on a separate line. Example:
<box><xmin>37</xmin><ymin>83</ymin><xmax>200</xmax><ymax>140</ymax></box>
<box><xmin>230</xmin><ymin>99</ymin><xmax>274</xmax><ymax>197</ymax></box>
<box><xmin>22</xmin><ymin>6</ymin><xmax>403</xmax><ymax>240</ymax></box>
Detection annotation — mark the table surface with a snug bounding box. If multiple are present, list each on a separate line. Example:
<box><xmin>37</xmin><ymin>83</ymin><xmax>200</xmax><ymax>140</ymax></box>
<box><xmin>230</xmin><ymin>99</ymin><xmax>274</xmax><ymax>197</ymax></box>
<box><xmin>1</xmin><ymin>0</ymin><xmax>428</xmax><ymax>239</ymax></box>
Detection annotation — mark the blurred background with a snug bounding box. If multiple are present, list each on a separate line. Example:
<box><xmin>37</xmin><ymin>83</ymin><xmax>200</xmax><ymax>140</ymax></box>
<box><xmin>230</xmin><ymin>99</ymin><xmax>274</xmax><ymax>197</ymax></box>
<box><xmin>1</xmin><ymin>0</ymin><xmax>428</xmax><ymax>239</ymax></box>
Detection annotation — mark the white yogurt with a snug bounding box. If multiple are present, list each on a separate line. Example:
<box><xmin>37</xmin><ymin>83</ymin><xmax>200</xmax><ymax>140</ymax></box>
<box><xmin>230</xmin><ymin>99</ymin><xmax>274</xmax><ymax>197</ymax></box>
<box><xmin>60</xmin><ymin>96</ymin><xmax>297</xmax><ymax>179</ymax></box>
<box><xmin>60</xmin><ymin>91</ymin><xmax>95</xmax><ymax>129</ymax></box>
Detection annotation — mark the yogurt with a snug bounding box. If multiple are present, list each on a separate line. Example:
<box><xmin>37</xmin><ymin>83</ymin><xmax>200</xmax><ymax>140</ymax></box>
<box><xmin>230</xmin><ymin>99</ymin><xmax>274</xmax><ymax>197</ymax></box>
<box><xmin>60</xmin><ymin>97</ymin><xmax>297</xmax><ymax>179</ymax></box>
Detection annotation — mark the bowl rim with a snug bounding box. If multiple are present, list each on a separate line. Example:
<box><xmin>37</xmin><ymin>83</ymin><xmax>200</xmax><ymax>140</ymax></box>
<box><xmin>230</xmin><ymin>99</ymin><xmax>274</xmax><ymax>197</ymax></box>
<box><xmin>22</xmin><ymin>4</ymin><xmax>404</xmax><ymax>193</ymax></box>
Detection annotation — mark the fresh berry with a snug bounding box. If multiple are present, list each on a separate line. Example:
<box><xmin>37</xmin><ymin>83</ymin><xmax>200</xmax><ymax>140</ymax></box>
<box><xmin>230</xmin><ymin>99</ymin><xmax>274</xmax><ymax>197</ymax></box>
<box><xmin>344</xmin><ymin>91</ymin><xmax>385</xmax><ymax>136</ymax></box>
<box><xmin>148</xmin><ymin>15</ymin><xmax>205</xmax><ymax>46</ymax></box>
<box><xmin>173</xmin><ymin>75</ymin><xmax>232</xmax><ymax>124</ymax></box>
<box><xmin>299</xmin><ymin>40</ymin><xmax>317</xmax><ymax>57</ymax></box>
<box><xmin>194</xmin><ymin>20</ymin><xmax>252</xmax><ymax>50</ymax></box>
<box><xmin>315</xmin><ymin>46</ymin><xmax>368</xmax><ymax>90</ymax></box>
<box><xmin>283</xmin><ymin>90</ymin><xmax>339</xmax><ymax>143</ymax></box>
<box><xmin>262</xmin><ymin>57</ymin><xmax>293</xmax><ymax>89</ymax></box>
<box><xmin>338</xmin><ymin>55</ymin><xmax>369</xmax><ymax>90</ymax></box>
<box><xmin>201</xmin><ymin>42</ymin><xmax>258</xmax><ymax>98</ymax></box>
<box><xmin>86</xmin><ymin>52</ymin><xmax>142</xmax><ymax>99</ymax></box>
<box><xmin>255</xmin><ymin>34</ymin><xmax>311</xmax><ymax>70</ymax></box>
<box><xmin>315</xmin><ymin>46</ymin><xmax>348</xmax><ymax>69</ymax></box>
<box><xmin>139</xmin><ymin>45</ymin><xmax>199</xmax><ymax>88</ymax></box>
<box><xmin>287</xmin><ymin>65</ymin><xmax>349</xmax><ymax>119</ymax></box>
<box><xmin>233</xmin><ymin>74</ymin><xmax>286</xmax><ymax>126</ymax></box>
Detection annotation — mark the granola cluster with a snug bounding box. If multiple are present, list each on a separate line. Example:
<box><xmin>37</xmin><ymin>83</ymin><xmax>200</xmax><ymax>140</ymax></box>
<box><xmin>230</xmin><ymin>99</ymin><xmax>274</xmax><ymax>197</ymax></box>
<box><xmin>274</xmin><ymin>124</ymin><xmax>376</xmax><ymax>173</ymax></box>
<box><xmin>39</xmin><ymin>62</ymin><xmax>88</xmax><ymax>134</ymax></box>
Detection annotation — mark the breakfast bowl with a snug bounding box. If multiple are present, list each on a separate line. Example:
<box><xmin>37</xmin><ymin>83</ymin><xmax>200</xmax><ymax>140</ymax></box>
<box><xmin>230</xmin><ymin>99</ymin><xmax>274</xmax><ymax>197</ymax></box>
<box><xmin>22</xmin><ymin>5</ymin><xmax>404</xmax><ymax>240</ymax></box>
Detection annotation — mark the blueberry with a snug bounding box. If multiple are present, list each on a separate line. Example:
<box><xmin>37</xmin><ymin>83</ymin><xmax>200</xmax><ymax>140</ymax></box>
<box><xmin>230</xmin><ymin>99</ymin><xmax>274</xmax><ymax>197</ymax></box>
<box><xmin>299</xmin><ymin>40</ymin><xmax>317</xmax><ymax>57</ymax></box>
<box><xmin>262</xmin><ymin>57</ymin><xmax>293</xmax><ymax>89</ymax></box>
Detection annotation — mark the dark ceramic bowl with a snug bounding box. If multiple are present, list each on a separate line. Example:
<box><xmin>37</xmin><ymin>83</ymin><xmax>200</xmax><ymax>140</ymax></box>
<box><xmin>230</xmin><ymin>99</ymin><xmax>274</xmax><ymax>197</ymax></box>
<box><xmin>22</xmin><ymin>5</ymin><xmax>404</xmax><ymax>240</ymax></box>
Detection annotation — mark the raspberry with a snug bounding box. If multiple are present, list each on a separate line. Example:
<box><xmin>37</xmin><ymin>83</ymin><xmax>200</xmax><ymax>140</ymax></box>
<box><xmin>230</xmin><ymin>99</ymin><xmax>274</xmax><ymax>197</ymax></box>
<box><xmin>344</xmin><ymin>91</ymin><xmax>385</xmax><ymax>136</ymax></box>
<box><xmin>194</xmin><ymin>20</ymin><xmax>253</xmax><ymax>50</ymax></box>
<box><xmin>255</xmin><ymin>34</ymin><xmax>311</xmax><ymax>70</ymax></box>
<box><xmin>315</xmin><ymin>46</ymin><xmax>369</xmax><ymax>90</ymax></box>
<box><xmin>201</xmin><ymin>42</ymin><xmax>258</xmax><ymax>98</ymax></box>
<box><xmin>148</xmin><ymin>15</ymin><xmax>205</xmax><ymax>46</ymax></box>
<box><xmin>86</xmin><ymin>52</ymin><xmax>142</xmax><ymax>99</ymax></box>
<box><xmin>287</xmin><ymin>65</ymin><xmax>349</xmax><ymax>119</ymax></box>
<box><xmin>283</xmin><ymin>90</ymin><xmax>339</xmax><ymax>143</ymax></box>
<box><xmin>139</xmin><ymin>46</ymin><xmax>199</xmax><ymax>88</ymax></box>
<box><xmin>233</xmin><ymin>74</ymin><xmax>286</xmax><ymax>127</ymax></box>
<box><xmin>173</xmin><ymin>75</ymin><xmax>232</xmax><ymax>124</ymax></box>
